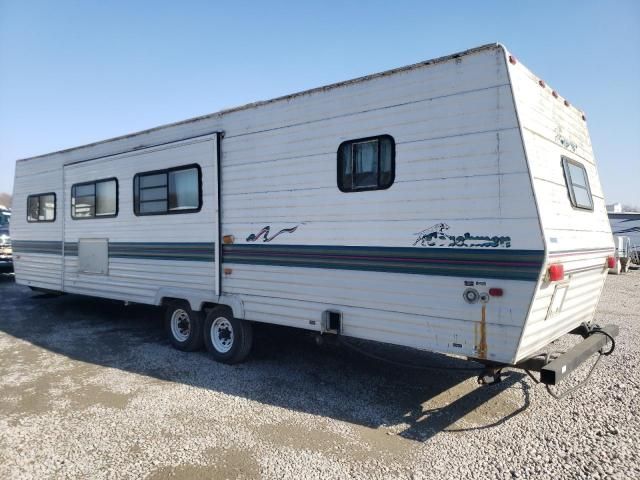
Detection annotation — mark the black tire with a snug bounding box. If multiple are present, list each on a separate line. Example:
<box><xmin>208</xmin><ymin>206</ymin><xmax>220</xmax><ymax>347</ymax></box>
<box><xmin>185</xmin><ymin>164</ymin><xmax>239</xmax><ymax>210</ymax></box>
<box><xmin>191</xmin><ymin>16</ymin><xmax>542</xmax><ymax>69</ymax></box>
<box><xmin>203</xmin><ymin>305</ymin><xmax>253</xmax><ymax>364</ymax></box>
<box><xmin>164</xmin><ymin>301</ymin><xmax>204</xmax><ymax>352</ymax></box>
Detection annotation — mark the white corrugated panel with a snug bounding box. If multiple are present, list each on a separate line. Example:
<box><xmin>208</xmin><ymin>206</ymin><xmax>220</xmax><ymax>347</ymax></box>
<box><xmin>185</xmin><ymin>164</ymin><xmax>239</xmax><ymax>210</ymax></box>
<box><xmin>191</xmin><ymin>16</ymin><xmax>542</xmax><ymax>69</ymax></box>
<box><xmin>12</xmin><ymin>44</ymin><xmax>549</xmax><ymax>364</ymax></box>
<box><xmin>508</xmin><ymin>50</ymin><xmax>613</xmax><ymax>362</ymax></box>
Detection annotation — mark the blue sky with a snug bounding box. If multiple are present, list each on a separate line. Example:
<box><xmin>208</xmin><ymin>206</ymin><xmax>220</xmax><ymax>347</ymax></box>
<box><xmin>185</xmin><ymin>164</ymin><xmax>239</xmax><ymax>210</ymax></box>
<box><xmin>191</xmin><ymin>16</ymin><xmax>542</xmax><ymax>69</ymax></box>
<box><xmin>1</xmin><ymin>0</ymin><xmax>638</xmax><ymax>205</ymax></box>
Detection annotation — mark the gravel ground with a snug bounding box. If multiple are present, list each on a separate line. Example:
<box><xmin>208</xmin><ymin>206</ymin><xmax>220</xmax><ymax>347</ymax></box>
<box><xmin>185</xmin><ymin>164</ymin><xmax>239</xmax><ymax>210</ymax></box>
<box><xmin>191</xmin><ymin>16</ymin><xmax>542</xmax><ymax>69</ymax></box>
<box><xmin>0</xmin><ymin>270</ymin><xmax>638</xmax><ymax>479</ymax></box>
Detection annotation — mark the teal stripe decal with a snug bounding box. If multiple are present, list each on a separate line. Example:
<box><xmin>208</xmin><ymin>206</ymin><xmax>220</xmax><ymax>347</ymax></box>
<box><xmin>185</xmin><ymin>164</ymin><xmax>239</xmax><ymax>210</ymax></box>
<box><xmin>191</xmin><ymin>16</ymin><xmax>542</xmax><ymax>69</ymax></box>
<box><xmin>108</xmin><ymin>242</ymin><xmax>215</xmax><ymax>262</ymax></box>
<box><xmin>12</xmin><ymin>240</ymin><xmax>62</xmax><ymax>255</ymax></box>
<box><xmin>14</xmin><ymin>241</ymin><xmax>545</xmax><ymax>280</ymax></box>
<box><xmin>16</xmin><ymin>241</ymin><xmax>216</xmax><ymax>262</ymax></box>
<box><xmin>223</xmin><ymin>244</ymin><xmax>545</xmax><ymax>281</ymax></box>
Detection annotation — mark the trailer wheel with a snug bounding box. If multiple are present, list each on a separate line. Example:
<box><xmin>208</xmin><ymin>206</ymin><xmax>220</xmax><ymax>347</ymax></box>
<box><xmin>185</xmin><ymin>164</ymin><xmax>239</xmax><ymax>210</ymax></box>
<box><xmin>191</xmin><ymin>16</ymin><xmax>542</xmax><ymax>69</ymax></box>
<box><xmin>164</xmin><ymin>302</ymin><xmax>204</xmax><ymax>352</ymax></box>
<box><xmin>204</xmin><ymin>306</ymin><xmax>253</xmax><ymax>364</ymax></box>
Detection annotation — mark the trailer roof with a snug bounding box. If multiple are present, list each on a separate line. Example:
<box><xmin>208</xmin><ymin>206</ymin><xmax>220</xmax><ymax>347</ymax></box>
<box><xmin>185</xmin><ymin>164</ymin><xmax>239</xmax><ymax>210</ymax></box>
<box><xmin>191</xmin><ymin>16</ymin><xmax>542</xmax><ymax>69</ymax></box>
<box><xmin>17</xmin><ymin>43</ymin><xmax>502</xmax><ymax>163</ymax></box>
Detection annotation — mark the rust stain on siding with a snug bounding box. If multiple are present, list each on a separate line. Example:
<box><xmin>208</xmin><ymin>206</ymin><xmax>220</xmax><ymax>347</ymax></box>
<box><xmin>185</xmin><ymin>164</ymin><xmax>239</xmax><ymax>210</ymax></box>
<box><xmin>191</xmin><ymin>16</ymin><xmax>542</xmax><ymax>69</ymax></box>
<box><xmin>476</xmin><ymin>305</ymin><xmax>488</xmax><ymax>359</ymax></box>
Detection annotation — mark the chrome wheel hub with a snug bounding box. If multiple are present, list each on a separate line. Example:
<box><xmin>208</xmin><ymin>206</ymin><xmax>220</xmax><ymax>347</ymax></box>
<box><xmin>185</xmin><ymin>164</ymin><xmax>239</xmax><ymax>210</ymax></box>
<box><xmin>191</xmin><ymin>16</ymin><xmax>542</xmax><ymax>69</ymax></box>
<box><xmin>170</xmin><ymin>309</ymin><xmax>191</xmax><ymax>342</ymax></box>
<box><xmin>211</xmin><ymin>317</ymin><xmax>234</xmax><ymax>353</ymax></box>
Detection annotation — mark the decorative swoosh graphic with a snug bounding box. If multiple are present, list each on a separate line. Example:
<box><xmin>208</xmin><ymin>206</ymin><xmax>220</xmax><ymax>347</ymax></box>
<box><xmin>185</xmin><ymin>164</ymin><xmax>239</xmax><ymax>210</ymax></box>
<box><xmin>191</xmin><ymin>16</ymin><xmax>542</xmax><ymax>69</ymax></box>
<box><xmin>246</xmin><ymin>225</ymin><xmax>299</xmax><ymax>243</ymax></box>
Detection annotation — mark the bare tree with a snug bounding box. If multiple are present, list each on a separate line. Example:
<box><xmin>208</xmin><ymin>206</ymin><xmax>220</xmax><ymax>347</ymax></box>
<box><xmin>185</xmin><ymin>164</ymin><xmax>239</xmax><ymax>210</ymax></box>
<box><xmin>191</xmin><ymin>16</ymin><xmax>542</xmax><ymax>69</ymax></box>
<box><xmin>0</xmin><ymin>193</ymin><xmax>12</xmax><ymax>209</ymax></box>
<box><xmin>622</xmin><ymin>204</ymin><xmax>640</xmax><ymax>213</ymax></box>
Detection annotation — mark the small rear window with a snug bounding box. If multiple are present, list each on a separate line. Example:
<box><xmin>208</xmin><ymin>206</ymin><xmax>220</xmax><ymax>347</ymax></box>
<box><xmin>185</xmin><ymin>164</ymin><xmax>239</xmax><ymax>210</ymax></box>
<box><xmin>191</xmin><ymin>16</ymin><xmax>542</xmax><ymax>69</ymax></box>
<box><xmin>337</xmin><ymin>135</ymin><xmax>395</xmax><ymax>192</ymax></box>
<box><xmin>561</xmin><ymin>157</ymin><xmax>593</xmax><ymax>210</ymax></box>
<box><xmin>27</xmin><ymin>193</ymin><xmax>56</xmax><ymax>222</ymax></box>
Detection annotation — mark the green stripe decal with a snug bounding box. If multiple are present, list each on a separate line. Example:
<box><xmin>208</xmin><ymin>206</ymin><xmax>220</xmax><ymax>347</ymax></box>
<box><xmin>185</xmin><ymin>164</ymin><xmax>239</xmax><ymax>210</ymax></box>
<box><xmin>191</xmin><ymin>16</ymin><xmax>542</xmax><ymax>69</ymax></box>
<box><xmin>223</xmin><ymin>244</ymin><xmax>544</xmax><ymax>281</ymax></box>
<box><xmin>15</xmin><ymin>241</ymin><xmax>216</xmax><ymax>262</ymax></box>
<box><xmin>108</xmin><ymin>242</ymin><xmax>215</xmax><ymax>262</ymax></box>
<box><xmin>12</xmin><ymin>240</ymin><xmax>62</xmax><ymax>255</ymax></box>
<box><xmin>13</xmin><ymin>241</ymin><xmax>545</xmax><ymax>280</ymax></box>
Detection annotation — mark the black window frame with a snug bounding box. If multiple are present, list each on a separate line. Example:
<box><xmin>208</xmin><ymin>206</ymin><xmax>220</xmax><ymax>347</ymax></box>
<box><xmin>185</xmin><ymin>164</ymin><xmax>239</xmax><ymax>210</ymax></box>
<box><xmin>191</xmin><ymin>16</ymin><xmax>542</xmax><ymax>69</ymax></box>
<box><xmin>561</xmin><ymin>156</ymin><xmax>594</xmax><ymax>211</ymax></box>
<box><xmin>71</xmin><ymin>177</ymin><xmax>119</xmax><ymax>220</ymax></box>
<box><xmin>133</xmin><ymin>163</ymin><xmax>203</xmax><ymax>216</ymax></box>
<box><xmin>26</xmin><ymin>192</ymin><xmax>57</xmax><ymax>223</ymax></box>
<box><xmin>337</xmin><ymin>134</ymin><xmax>395</xmax><ymax>193</ymax></box>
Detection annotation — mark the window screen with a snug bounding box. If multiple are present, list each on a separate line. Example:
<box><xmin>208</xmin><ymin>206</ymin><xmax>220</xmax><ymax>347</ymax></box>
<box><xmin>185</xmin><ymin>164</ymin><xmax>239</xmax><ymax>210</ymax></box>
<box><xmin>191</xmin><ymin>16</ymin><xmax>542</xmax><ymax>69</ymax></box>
<box><xmin>561</xmin><ymin>157</ymin><xmax>593</xmax><ymax>210</ymax></box>
<box><xmin>338</xmin><ymin>135</ymin><xmax>395</xmax><ymax>192</ymax></box>
<box><xmin>71</xmin><ymin>178</ymin><xmax>118</xmax><ymax>219</ymax></box>
<box><xmin>27</xmin><ymin>193</ymin><xmax>56</xmax><ymax>222</ymax></box>
<box><xmin>134</xmin><ymin>164</ymin><xmax>201</xmax><ymax>216</ymax></box>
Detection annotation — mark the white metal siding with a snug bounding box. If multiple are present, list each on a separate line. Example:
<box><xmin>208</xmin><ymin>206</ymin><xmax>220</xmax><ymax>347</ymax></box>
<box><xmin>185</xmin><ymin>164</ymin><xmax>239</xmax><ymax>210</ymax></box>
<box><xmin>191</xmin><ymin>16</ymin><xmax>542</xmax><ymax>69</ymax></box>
<box><xmin>60</xmin><ymin>137</ymin><xmax>218</xmax><ymax>306</ymax></box>
<box><xmin>11</xmin><ymin>157</ymin><xmax>63</xmax><ymax>290</ymax></box>
<box><xmin>215</xmin><ymin>46</ymin><xmax>540</xmax><ymax>363</ymax></box>
<box><xmin>508</xmin><ymin>53</ymin><xmax>613</xmax><ymax>361</ymax></box>
<box><xmin>13</xmin><ymin>45</ymin><xmax>546</xmax><ymax>364</ymax></box>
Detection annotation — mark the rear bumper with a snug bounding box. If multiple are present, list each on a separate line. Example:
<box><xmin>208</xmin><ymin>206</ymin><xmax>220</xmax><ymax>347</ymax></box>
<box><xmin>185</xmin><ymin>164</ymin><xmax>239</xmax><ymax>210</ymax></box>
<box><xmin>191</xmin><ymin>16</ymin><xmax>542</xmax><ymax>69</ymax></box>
<box><xmin>515</xmin><ymin>324</ymin><xmax>618</xmax><ymax>385</ymax></box>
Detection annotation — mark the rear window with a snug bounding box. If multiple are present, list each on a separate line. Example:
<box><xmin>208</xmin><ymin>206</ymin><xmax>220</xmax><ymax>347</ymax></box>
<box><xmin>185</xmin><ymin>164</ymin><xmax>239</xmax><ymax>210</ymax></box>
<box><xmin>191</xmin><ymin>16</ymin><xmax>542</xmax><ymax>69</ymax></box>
<box><xmin>337</xmin><ymin>135</ymin><xmax>395</xmax><ymax>192</ymax></box>
<box><xmin>562</xmin><ymin>157</ymin><xmax>593</xmax><ymax>210</ymax></box>
<box><xmin>27</xmin><ymin>193</ymin><xmax>56</xmax><ymax>222</ymax></box>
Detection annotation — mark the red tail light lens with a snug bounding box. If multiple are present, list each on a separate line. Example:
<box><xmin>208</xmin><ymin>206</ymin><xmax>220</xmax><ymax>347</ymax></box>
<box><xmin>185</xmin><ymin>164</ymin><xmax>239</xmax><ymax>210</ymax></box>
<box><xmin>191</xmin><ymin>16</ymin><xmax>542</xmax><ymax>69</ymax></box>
<box><xmin>489</xmin><ymin>288</ymin><xmax>503</xmax><ymax>297</ymax></box>
<box><xmin>607</xmin><ymin>256</ymin><xmax>616</xmax><ymax>269</ymax></box>
<box><xmin>548</xmin><ymin>264</ymin><xmax>564</xmax><ymax>282</ymax></box>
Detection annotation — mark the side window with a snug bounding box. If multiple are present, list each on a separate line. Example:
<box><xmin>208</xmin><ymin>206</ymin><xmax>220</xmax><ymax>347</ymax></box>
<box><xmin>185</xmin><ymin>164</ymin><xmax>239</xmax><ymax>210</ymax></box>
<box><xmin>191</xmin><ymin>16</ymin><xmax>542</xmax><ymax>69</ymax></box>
<box><xmin>561</xmin><ymin>157</ymin><xmax>593</xmax><ymax>210</ymax></box>
<box><xmin>71</xmin><ymin>178</ymin><xmax>118</xmax><ymax>219</ymax></box>
<box><xmin>27</xmin><ymin>193</ymin><xmax>56</xmax><ymax>222</ymax></box>
<box><xmin>133</xmin><ymin>164</ymin><xmax>201</xmax><ymax>216</ymax></box>
<box><xmin>338</xmin><ymin>135</ymin><xmax>395</xmax><ymax>192</ymax></box>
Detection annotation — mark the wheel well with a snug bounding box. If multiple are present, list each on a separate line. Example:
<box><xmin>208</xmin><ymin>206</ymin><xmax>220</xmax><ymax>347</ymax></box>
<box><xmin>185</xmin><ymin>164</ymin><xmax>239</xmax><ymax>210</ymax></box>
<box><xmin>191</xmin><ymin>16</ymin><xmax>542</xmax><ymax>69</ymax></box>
<box><xmin>161</xmin><ymin>298</ymin><xmax>225</xmax><ymax>314</ymax></box>
<box><xmin>160</xmin><ymin>297</ymin><xmax>188</xmax><ymax>308</ymax></box>
<box><xmin>200</xmin><ymin>301</ymin><xmax>218</xmax><ymax>314</ymax></box>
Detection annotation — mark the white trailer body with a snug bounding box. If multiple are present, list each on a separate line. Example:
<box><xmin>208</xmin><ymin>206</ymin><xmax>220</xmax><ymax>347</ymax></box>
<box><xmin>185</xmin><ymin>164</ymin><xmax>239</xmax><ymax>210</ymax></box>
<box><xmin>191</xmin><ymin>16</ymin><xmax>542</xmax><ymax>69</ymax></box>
<box><xmin>11</xmin><ymin>44</ymin><xmax>613</xmax><ymax>367</ymax></box>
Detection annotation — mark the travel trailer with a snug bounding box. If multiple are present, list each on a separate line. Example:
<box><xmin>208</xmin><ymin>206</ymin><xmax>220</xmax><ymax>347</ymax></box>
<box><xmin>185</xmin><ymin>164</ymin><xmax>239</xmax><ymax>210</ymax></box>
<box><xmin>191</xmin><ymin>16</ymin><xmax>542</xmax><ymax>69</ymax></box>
<box><xmin>608</xmin><ymin>212</ymin><xmax>640</xmax><ymax>265</ymax></box>
<box><xmin>11</xmin><ymin>44</ymin><xmax>616</xmax><ymax>383</ymax></box>
<box><xmin>0</xmin><ymin>206</ymin><xmax>11</xmax><ymax>271</ymax></box>
<box><xmin>608</xmin><ymin>236</ymin><xmax>632</xmax><ymax>275</ymax></box>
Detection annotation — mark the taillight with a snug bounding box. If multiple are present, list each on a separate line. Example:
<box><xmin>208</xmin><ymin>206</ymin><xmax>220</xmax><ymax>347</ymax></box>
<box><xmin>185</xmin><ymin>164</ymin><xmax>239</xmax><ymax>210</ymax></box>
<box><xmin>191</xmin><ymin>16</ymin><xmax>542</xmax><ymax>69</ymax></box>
<box><xmin>548</xmin><ymin>264</ymin><xmax>564</xmax><ymax>282</ymax></box>
<box><xmin>607</xmin><ymin>256</ymin><xmax>616</xmax><ymax>269</ymax></box>
<box><xmin>489</xmin><ymin>288</ymin><xmax>503</xmax><ymax>297</ymax></box>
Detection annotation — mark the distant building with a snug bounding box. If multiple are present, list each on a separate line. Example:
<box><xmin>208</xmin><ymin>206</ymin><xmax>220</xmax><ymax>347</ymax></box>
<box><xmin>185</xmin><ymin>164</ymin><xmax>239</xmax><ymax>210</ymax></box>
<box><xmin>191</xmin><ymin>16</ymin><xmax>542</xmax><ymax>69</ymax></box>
<box><xmin>607</xmin><ymin>203</ymin><xmax>622</xmax><ymax>213</ymax></box>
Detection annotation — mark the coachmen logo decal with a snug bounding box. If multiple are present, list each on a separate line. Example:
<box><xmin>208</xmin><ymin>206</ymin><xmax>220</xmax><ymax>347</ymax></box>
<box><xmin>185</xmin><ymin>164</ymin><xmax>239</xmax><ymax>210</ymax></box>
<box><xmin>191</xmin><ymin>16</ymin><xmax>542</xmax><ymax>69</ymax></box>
<box><xmin>413</xmin><ymin>223</ymin><xmax>511</xmax><ymax>248</ymax></box>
